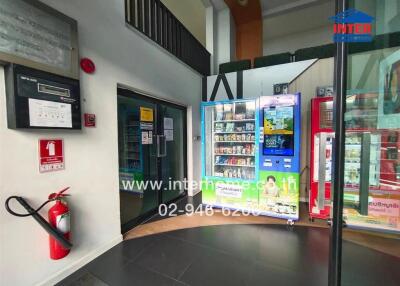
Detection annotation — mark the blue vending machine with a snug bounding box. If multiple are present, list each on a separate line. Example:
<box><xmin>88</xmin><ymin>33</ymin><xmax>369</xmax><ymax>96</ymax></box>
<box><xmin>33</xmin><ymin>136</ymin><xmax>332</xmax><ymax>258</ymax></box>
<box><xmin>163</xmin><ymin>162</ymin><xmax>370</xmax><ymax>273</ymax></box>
<box><xmin>257</xmin><ymin>94</ymin><xmax>301</xmax><ymax>221</ymax></box>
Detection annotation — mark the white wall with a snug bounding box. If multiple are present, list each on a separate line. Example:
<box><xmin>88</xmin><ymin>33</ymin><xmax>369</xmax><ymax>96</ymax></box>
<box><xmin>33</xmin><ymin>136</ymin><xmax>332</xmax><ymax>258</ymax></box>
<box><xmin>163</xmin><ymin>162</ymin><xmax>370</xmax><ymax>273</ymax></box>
<box><xmin>0</xmin><ymin>0</ymin><xmax>202</xmax><ymax>285</ymax></box>
<box><xmin>263</xmin><ymin>0</ymin><xmax>334</xmax><ymax>56</ymax></box>
<box><xmin>263</xmin><ymin>25</ymin><xmax>332</xmax><ymax>56</ymax></box>
<box><xmin>206</xmin><ymin>5</ymin><xmax>217</xmax><ymax>74</ymax></box>
<box><xmin>161</xmin><ymin>0</ymin><xmax>207</xmax><ymax>46</ymax></box>
<box><xmin>215</xmin><ymin>8</ymin><xmax>235</xmax><ymax>72</ymax></box>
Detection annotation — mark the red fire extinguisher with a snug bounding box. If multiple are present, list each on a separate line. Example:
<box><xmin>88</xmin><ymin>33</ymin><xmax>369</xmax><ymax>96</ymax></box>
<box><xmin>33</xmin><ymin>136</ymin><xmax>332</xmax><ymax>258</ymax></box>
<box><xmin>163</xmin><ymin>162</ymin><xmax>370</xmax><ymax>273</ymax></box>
<box><xmin>5</xmin><ymin>187</ymin><xmax>73</xmax><ymax>260</ymax></box>
<box><xmin>48</xmin><ymin>187</ymin><xmax>71</xmax><ymax>260</ymax></box>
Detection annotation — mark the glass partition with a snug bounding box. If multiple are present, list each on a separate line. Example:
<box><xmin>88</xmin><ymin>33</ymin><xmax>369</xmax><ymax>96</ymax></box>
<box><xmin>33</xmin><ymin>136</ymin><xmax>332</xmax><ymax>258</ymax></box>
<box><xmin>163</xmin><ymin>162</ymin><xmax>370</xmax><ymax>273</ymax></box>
<box><xmin>340</xmin><ymin>1</ymin><xmax>400</xmax><ymax>285</ymax></box>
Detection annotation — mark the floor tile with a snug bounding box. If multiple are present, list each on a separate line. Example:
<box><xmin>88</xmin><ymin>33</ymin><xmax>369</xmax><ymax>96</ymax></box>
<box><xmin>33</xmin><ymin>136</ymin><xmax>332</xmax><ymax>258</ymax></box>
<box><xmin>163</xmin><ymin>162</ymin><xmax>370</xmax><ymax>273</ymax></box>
<box><xmin>179</xmin><ymin>248</ymin><xmax>252</xmax><ymax>286</ymax></box>
<box><xmin>119</xmin><ymin>235</ymin><xmax>159</xmax><ymax>260</ymax></box>
<box><xmin>246</xmin><ymin>261</ymin><xmax>303</xmax><ymax>286</ymax></box>
<box><xmin>85</xmin><ymin>244</ymin><xmax>133</xmax><ymax>282</ymax></box>
<box><xmin>58</xmin><ymin>224</ymin><xmax>400</xmax><ymax>286</ymax></box>
<box><xmin>95</xmin><ymin>262</ymin><xmax>180</xmax><ymax>286</ymax></box>
<box><xmin>133</xmin><ymin>235</ymin><xmax>203</xmax><ymax>279</ymax></box>
<box><xmin>341</xmin><ymin>240</ymin><xmax>400</xmax><ymax>286</ymax></box>
<box><xmin>58</xmin><ymin>271</ymin><xmax>109</xmax><ymax>286</ymax></box>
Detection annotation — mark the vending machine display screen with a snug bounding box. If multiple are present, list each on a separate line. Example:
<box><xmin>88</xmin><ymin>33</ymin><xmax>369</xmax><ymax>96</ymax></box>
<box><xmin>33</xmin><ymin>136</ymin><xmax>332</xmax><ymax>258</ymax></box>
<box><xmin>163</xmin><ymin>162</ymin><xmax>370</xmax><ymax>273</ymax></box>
<box><xmin>263</xmin><ymin>105</ymin><xmax>295</xmax><ymax>156</ymax></box>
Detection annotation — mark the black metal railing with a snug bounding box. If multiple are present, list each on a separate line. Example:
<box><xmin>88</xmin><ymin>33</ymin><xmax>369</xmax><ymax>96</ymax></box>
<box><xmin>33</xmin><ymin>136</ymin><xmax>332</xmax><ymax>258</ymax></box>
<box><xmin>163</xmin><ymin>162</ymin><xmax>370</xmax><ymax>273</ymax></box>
<box><xmin>125</xmin><ymin>0</ymin><xmax>210</xmax><ymax>76</ymax></box>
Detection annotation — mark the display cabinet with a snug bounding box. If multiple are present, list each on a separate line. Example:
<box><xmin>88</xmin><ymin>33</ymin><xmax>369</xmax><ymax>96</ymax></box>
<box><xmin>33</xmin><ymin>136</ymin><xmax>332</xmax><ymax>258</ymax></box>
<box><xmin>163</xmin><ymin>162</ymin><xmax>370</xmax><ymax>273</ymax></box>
<box><xmin>118</xmin><ymin>106</ymin><xmax>143</xmax><ymax>173</ymax></box>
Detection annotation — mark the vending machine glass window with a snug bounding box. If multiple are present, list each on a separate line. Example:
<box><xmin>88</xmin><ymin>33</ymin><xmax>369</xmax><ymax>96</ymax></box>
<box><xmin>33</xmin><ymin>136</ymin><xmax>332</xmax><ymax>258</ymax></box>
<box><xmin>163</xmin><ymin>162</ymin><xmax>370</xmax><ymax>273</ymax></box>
<box><xmin>319</xmin><ymin>101</ymin><xmax>333</xmax><ymax>129</ymax></box>
<box><xmin>203</xmin><ymin>101</ymin><xmax>256</xmax><ymax>180</ymax></box>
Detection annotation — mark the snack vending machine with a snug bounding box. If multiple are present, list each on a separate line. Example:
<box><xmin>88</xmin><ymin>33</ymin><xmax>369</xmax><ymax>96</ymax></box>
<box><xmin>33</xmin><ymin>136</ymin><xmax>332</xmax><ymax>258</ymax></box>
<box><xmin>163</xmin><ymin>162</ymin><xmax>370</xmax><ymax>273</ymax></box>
<box><xmin>258</xmin><ymin>94</ymin><xmax>302</xmax><ymax>221</ymax></box>
<box><xmin>201</xmin><ymin>95</ymin><xmax>302</xmax><ymax>222</ymax></box>
<box><xmin>309</xmin><ymin>97</ymin><xmax>334</xmax><ymax>220</ymax></box>
<box><xmin>201</xmin><ymin>99</ymin><xmax>259</xmax><ymax>211</ymax></box>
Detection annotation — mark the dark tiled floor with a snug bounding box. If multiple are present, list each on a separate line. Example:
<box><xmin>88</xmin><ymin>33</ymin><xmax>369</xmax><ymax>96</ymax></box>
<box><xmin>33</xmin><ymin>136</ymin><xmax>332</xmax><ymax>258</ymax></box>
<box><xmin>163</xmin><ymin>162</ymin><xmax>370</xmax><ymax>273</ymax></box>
<box><xmin>146</xmin><ymin>193</ymin><xmax>203</xmax><ymax>223</ymax></box>
<box><xmin>58</xmin><ymin>225</ymin><xmax>400</xmax><ymax>286</ymax></box>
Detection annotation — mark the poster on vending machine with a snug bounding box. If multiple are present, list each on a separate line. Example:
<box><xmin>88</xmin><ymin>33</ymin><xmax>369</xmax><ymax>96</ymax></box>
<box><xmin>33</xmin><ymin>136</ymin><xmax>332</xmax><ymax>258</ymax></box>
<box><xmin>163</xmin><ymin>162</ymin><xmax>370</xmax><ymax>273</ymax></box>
<box><xmin>258</xmin><ymin>171</ymin><xmax>299</xmax><ymax>219</ymax></box>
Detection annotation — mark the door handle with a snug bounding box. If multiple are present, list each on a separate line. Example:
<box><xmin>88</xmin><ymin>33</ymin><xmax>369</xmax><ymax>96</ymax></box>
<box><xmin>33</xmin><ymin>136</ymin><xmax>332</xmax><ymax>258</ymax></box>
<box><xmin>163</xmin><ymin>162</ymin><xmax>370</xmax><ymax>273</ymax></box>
<box><xmin>157</xmin><ymin>135</ymin><xmax>167</xmax><ymax>157</ymax></box>
<box><xmin>317</xmin><ymin>133</ymin><xmax>327</xmax><ymax>211</ymax></box>
<box><xmin>359</xmin><ymin>133</ymin><xmax>371</xmax><ymax>216</ymax></box>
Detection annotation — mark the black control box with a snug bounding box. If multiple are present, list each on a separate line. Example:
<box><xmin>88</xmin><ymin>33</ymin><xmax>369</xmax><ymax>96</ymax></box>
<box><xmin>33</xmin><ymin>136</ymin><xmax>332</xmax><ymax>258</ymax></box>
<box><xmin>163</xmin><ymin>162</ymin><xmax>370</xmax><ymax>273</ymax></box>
<box><xmin>5</xmin><ymin>64</ymin><xmax>81</xmax><ymax>129</ymax></box>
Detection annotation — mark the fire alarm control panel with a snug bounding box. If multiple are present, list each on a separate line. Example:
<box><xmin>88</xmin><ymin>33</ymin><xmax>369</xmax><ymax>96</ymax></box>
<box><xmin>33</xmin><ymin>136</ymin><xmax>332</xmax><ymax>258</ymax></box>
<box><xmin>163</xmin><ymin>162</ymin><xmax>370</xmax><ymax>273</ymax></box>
<box><xmin>5</xmin><ymin>64</ymin><xmax>81</xmax><ymax>130</ymax></box>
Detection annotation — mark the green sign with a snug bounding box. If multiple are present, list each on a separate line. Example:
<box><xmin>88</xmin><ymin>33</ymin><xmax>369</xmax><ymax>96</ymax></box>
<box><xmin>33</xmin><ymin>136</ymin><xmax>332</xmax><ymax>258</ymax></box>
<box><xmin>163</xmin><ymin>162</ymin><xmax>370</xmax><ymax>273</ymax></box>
<box><xmin>202</xmin><ymin>171</ymin><xmax>300</xmax><ymax>219</ymax></box>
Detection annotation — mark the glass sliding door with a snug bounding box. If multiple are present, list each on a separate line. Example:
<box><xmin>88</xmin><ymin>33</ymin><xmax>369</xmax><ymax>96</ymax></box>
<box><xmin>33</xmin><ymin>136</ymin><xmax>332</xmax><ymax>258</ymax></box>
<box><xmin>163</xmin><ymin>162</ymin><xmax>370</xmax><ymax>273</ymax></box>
<box><xmin>331</xmin><ymin>0</ymin><xmax>400</xmax><ymax>285</ymax></box>
<box><xmin>158</xmin><ymin>104</ymin><xmax>187</xmax><ymax>203</ymax></box>
<box><xmin>118</xmin><ymin>94</ymin><xmax>159</xmax><ymax>231</ymax></box>
<box><xmin>117</xmin><ymin>87</ymin><xmax>188</xmax><ymax>232</ymax></box>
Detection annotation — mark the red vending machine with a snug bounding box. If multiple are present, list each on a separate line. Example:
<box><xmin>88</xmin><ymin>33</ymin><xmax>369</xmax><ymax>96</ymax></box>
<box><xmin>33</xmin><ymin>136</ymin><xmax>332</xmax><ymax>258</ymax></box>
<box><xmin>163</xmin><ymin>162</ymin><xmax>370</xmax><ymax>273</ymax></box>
<box><xmin>309</xmin><ymin>97</ymin><xmax>334</xmax><ymax>221</ymax></box>
<box><xmin>309</xmin><ymin>93</ymin><xmax>400</xmax><ymax>233</ymax></box>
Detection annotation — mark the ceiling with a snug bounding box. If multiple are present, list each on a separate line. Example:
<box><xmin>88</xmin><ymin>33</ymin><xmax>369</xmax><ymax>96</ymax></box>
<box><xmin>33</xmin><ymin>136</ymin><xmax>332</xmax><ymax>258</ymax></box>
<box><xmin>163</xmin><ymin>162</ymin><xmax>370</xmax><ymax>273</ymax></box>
<box><xmin>263</xmin><ymin>0</ymin><xmax>334</xmax><ymax>39</ymax></box>
<box><xmin>260</xmin><ymin>0</ymin><xmax>295</xmax><ymax>11</ymax></box>
<box><xmin>261</xmin><ymin>0</ymin><xmax>334</xmax><ymax>17</ymax></box>
<box><xmin>210</xmin><ymin>0</ymin><xmax>334</xmax><ymax>16</ymax></box>
<box><xmin>209</xmin><ymin>0</ymin><xmax>335</xmax><ymax>42</ymax></box>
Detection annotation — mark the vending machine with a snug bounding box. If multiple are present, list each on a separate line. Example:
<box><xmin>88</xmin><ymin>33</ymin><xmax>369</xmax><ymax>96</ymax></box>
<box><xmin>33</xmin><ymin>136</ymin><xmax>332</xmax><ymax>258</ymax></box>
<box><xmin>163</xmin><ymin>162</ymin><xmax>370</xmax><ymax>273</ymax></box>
<box><xmin>118</xmin><ymin>104</ymin><xmax>144</xmax><ymax>193</ymax></box>
<box><xmin>201</xmin><ymin>99</ymin><xmax>259</xmax><ymax>211</ymax></box>
<box><xmin>258</xmin><ymin>94</ymin><xmax>302</xmax><ymax>221</ymax></box>
<box><xmin>201</xmin><ymin>95</ymin><xmax>302</xmax><ymax>221</ymax></box>
<box><xmin>309</xmin><ymin>93</ymin><xmax>400</xmax><ymax>233</ymax></box>
<box><xmin>309</xmin><ymin>97</ymin><xmax>334</xmax><ymax>220</ymax></box>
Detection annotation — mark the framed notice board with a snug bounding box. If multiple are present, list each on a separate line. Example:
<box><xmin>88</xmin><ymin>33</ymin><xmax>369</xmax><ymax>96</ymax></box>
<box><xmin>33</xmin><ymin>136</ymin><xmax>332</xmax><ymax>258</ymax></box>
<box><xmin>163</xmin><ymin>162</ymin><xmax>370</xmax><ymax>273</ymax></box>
<box><xmin>0</xmin><ymin>0</ymin><xmax>79</xmax><ymax>79</ymax></box>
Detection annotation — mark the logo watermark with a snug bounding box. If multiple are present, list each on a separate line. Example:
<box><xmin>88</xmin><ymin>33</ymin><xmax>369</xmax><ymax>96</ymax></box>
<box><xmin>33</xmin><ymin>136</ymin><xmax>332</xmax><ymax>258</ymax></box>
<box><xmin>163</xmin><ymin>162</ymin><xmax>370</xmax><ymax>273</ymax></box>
<box><xmin>120</xmin><ymin>178</ymin><xmax>266</xmax><ymax>193</ymax></box>
<box><xmin>330</xmin><ymin>8</ymin><xmax>374</xmax><ymax>43</ymax></box>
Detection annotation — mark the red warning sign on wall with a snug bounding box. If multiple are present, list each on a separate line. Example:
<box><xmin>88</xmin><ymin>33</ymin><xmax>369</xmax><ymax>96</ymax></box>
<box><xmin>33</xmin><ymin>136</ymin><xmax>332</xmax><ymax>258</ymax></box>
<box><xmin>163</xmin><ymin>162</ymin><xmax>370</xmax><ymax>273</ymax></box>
<box><xmin>39</xmin><ymin>139</ymin><xmax>65</xmax><ymax>173</ymax></box>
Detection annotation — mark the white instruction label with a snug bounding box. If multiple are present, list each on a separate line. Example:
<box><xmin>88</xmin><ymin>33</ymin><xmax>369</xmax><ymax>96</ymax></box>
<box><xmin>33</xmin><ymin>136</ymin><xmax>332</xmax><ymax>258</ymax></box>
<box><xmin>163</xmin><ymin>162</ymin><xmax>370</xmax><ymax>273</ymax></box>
<box><xmin>29</xmin><ymin>98</ymin><xmax>72</xmax><ymax>128</ymax></box>
<box><xmin>56</xmin><ymin>212</ymin><xmax>70</xmax><ymax>234</ymax></box>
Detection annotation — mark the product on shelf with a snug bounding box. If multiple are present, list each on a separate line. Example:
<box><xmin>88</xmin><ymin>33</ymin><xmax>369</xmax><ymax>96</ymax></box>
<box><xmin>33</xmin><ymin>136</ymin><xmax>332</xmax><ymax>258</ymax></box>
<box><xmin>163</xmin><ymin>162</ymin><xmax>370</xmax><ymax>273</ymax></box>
<box><xmin>214</xmin><ymin>166</ymin><xmax>255</xmax><ymax>179</ymax></box>
<box><xmin>214</xmin><ymin>122</ymin><xmax>255</xmax><ymax>133</ymax></box>
<box><xmin>215</xmin><ymin>155</ymin><xmax>254</xmax><ymax>166</ymax></box>
<box><xmin>225</xmin><ymin>123</ymin><xmax>234</xmax><ymax>132</ymax></box>
<box><xmin>214</xmin><ymin>144</ymin><xmax>255</xmax><ymax>155</ymax></box>
<box><xmin>119</xmin><ymin>110</ymin><xmax>142</xmax><ymax>171</ymax></box>
<box><xmin>245</xmin><ymin>109</ymin><xmax>255</xmax><ymax>119</ymax></box>
<box><xmin>234</xmin><ymin>113</ymin><xmax>246</xmax><ymax>120</ymax></box>
<box><xmin>245</xmin><ymin>123</ymin><xmax>255</xmax><ymax>131</ymax></box>
<box><xmin>210</xmin><ymin>101</ymin><xmax>257</xmax><ymax>180</ymax></box>
<box><xmin>214</xmin><ymin>134</ymin><xmax>256</xmax><ymax>142</ymax></box>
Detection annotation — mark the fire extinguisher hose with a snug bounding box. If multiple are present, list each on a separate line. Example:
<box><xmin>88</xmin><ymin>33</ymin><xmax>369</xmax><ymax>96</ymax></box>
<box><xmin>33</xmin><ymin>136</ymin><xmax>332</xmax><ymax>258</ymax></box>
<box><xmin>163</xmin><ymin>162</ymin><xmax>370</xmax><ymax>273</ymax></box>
<box><xmin>5</xmin><ymin>196</ymin><xmax>73</xmax><ymax>249</ymax></box>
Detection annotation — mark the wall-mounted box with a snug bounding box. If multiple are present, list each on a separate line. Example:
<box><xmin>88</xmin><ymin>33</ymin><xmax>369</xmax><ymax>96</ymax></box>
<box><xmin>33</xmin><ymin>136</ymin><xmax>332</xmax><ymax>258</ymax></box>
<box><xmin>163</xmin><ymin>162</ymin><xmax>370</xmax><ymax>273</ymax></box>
<box><xmin>5</xmin><ymin>64</ymin><xmax>81</xmax><ymax>130</ymax></box>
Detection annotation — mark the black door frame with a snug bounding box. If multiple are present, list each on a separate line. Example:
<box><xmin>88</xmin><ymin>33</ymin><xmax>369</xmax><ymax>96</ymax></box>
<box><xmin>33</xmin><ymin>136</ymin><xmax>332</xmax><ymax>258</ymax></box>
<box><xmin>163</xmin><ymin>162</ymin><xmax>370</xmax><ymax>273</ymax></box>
<box><xmin>117</xmin><ymin>86</ymin><xmax>188</xmax><ymax>233</ymax></box>
<box><xmin>329</xmin><ymin>0</ymin><xmax>348</xmax><ymax>285</ymax></box>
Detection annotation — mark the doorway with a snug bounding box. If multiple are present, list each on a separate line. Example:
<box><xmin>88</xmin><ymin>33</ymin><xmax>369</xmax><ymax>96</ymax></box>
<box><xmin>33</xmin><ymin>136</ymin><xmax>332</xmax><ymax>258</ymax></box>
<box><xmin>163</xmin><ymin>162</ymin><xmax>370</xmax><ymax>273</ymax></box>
<box><xmin>117</xmin><ymin>86</ymin><xmax>187</xmax><ymax>233</ymax></box>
